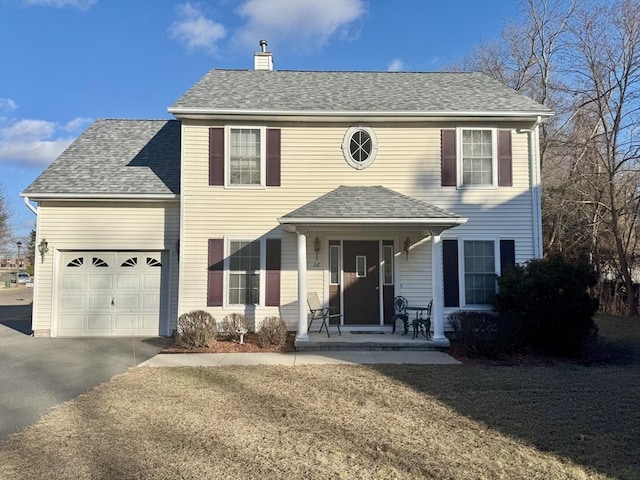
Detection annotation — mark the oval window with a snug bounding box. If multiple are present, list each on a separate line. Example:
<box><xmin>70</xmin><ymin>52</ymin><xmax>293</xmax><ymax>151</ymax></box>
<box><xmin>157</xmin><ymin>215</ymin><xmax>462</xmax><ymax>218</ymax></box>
<box><xmin>342</xmin><ymin>127</ymin><xmax>378</xmax><ymax>170</ymax></box>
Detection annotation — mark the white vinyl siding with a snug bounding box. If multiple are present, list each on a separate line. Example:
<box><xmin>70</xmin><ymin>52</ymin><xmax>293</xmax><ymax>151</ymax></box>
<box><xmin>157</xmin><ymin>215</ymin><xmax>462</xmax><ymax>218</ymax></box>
<box><xmin>180</xmin><ymin>120</ymin><xmax>537</xmax><ymax>330</ymax></box>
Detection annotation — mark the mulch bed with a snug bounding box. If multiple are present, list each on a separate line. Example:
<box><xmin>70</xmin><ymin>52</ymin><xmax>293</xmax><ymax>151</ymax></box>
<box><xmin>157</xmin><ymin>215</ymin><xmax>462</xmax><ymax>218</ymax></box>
<box><xmin>162</xmin><ymin>332</ymin><xmax>296</xmax><ymax>354</ymax></box>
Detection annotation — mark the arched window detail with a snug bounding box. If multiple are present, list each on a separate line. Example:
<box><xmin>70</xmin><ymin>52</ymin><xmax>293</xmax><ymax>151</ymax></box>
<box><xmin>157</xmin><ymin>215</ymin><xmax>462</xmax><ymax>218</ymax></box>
<box><xmin>121</xmin><ymin>257</ymin><xmax>138</xmax><ymax>267</ymax></box>
<box><xmin>146</xmin><ymin>257</ymin><xmax>162</xmax><ymax>267</ymax></box>
<box><xmin>66</xmin><ymin>257</ymin><xmax>84</xmax><ymax>267</ymax></box>
<box><xmin>92</xmin><ymin>257</ymin><xmax>109</xmax><ymax>268</ymax></box>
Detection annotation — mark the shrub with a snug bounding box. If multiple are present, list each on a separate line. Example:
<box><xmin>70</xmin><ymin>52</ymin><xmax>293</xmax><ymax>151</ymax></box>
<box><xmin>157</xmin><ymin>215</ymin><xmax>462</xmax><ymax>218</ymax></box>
<box><xmin>221</xmin><ymin>313</ymin><xmax>249</xmax><ymax>342</ymax></box>
<box><xmin>494</xmin><ymin>254</ymin><xmax>599</xmax><ymax>355</ymax></box>
<box><xmin>257</xmin><ymin>316</ymin><xmax>288</xmax><ymax>348</ymax></box>
<box><xmin>448</xmin><ymin>310</ymin><xmax>527</xmax><ymax>358</ymax></box>
<box><xmin>176</xmin><ymin>310</ymin><xmax>216</xmax><ymax>348</ymax></box>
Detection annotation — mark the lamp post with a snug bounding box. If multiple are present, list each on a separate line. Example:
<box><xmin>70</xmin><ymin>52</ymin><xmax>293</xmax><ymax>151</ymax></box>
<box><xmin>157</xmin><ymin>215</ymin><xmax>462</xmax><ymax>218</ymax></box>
<box><xmin>16</xmin><ymin>241</ymin><xmax>22</xmax><ymax>287</ymax></box>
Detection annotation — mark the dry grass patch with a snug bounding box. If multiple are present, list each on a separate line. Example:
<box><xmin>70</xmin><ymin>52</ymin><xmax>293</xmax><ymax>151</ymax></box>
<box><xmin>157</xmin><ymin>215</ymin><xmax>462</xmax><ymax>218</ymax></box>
<box><xmin>1</xmin><ymin>364</ymin><xmax>635</xmax><ymax>479</ymax></box>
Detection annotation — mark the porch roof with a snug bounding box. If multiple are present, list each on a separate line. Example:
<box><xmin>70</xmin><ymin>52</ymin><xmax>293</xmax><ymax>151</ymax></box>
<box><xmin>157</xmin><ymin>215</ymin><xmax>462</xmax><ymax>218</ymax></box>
<box><xmin>278</xmin><ymin>186</ymin><xmax>467</xmax><ymax>232</ymax></box>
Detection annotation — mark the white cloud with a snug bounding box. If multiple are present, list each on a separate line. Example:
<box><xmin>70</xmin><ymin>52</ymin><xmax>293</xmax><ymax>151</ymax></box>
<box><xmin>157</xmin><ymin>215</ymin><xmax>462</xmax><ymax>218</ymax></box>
<box><xmin>387</xmin><ymin>59</ymin><xmax>405</xmax><ymax>72</ymax></box>
<box><xmin>0</xmin><ymin>98</ymin><xmax>17</xmax><ymax>114</ymax></box>
<box><xmin>0</xmin><ymin>116</ymin><xmax>92</xmax><ymax>168</ymax></box>
<box><xmin>22</xmin><ymin>0</ymin><xmax>97</xmax><ymax>10</ymax></box>
<box><xmin>64</xmin><ymin>117</ymin><xmax>92</xmax><ymax>132</ymax></box>
<box><xmin>234</xmin><ymin>0</ymin><xmax>366</xmax><ymax>52</ymax></box>
<box><xmin>168</xmin><ymin>2</ymin><xmax>226</xmax><ymax>53</ymax></box>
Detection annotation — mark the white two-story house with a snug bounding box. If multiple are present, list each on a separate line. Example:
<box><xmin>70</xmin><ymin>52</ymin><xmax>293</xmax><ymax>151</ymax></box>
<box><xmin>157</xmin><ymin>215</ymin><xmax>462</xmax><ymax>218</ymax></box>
<box><xmin>22</xmin><ymin>46</ymin><xmax>552</xmax><ymax>345</ymax></box>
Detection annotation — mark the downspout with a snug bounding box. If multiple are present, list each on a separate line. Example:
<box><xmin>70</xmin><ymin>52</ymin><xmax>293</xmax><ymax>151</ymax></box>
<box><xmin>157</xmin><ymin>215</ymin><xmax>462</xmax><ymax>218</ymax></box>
<box><xmin>529</xmin><ymin>116</ymin><xmax>543</xmax><ymax>259</ymax></box>
<box><xmin>22</xmin><ymin>195</ymin><xmax>39</xmax><ymax>337</ymax></box>
<box><xmin>23</xmin><ymin>196</ymin><xmax>38</xmax><ymax>215</ymax></box>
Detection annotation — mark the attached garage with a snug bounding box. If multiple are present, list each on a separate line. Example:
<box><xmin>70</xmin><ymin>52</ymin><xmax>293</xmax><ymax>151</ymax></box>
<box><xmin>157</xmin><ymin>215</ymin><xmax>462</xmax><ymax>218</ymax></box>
<box><xmin>57</xmin><ymin>251</ymin><xmax>168</xmax><ymax>337</ymax></box>
<box><xmin>22</xmin><ymin>120</ymin><xmax>181</xmax><ymax>337</ymax></box>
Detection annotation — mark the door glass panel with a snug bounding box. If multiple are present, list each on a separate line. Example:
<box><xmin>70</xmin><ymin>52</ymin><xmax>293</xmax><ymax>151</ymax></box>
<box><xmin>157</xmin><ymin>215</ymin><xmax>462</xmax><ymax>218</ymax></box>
<box><xmin>329</xmin><ymin>245</ymin><xmax>340</xmax><ymax>284</ymax></box>
<box><xmin>356</xmin><ymin>255</ymin><xmax>366</xmax><ymax>277</ymax></box>
<box><xmin>383</xmin><ymin>245</ymin><xmax>393</xmax><ymax>285</ymax></box>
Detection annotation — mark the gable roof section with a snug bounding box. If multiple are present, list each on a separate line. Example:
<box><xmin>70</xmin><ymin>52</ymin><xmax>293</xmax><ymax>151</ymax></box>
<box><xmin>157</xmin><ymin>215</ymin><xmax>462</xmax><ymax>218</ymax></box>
<box><xmin>22</xmin><ymin>119</ymin><xmax>180</xmax><ymax>199</ymax></box>
<box><xmin>169</xmin><ymin>70</ymin><xmax>552</xmax><ymax>118</ymax></box>
<box><xmin>278</xmin><ymin>186</ymin><xmax>467</xmax><ymax>229</ymax></box>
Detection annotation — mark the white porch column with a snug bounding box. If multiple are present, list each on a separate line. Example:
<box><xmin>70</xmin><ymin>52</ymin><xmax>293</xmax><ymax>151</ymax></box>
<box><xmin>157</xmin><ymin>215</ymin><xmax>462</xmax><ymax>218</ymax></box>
<box><xmin>431</xmin><ymin>234</ymin><xmax>450</xmax><ymax>346</ymax></box>
<box><xmin>296</xmin><ymin>230</ymin><xmax>309</xmax><ymax>342</ymax></box>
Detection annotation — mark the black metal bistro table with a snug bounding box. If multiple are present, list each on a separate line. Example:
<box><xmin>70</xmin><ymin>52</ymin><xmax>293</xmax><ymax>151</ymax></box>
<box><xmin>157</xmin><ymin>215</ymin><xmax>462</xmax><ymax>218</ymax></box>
<box><xmin>406</xmin><ymin>303</ymin><xmax>432</xmax><ymax>339</ymax></box>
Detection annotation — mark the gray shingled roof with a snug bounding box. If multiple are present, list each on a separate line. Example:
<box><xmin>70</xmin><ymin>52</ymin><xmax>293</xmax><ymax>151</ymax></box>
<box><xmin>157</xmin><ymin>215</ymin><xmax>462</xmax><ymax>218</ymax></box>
<box><xmin>22</xmin><ymin>119</ymin><xmax>180</xmax><ymax>197</ymax></box>
<box><xmin>279</xmin><ymin>186</ymin><xmax>462</xmax><ymax>221</ymax></box>
<box><xmin>170</xmin><ymin>70</ymin><xmax>552</xmax><ymax>115</ymax></box>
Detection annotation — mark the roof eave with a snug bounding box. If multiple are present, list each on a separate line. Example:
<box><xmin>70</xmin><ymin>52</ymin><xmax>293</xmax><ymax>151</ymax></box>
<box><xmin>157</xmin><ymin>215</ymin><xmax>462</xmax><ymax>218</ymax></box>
<box><xmin>168</xmin><ymin>107</ymin><xmax>554</xmax><ymax>122</ymax></box>
<box><xmin>20</xmin><ymin>192</ymin><xmax>180</xmax><ymax>202</ymax></box>
<box><xmin>278</xmin><ymin>216</ymin><xmax>469</xmax><ymax>232</ymax></box>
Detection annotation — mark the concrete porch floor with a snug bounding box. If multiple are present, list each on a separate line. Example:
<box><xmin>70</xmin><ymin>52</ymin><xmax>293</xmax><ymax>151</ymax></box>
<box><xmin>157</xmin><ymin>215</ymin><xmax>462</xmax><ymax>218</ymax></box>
<box><xmin>296</xmin><ymin>328</ymin><xmax>448</xmax><ymax>351</ymax></box>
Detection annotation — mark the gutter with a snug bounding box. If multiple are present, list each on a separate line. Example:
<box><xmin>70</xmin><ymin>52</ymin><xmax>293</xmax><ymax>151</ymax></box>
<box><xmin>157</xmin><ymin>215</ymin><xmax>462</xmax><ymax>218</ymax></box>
<box><xmin>19</xmin><ymin>193</ymin><xmax>180</xmax><ymax>202</ymax></box>
<box><xmin>168</xmin><ymin>107</ymin><xmax>554</xmax><ymax>118</ymax></box>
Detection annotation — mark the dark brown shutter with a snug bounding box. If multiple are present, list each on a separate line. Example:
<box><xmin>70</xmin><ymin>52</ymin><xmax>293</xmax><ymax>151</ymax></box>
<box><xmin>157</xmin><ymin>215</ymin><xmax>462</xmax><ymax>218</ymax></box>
<box><xmin>266</xmin><ymin>129</ymin><xmax>281</xmax><ymax>186</ymax></box>
<box><xmin>209</xmin><ymin>128</ymin><xmax>224</xmax><ymax>186</ymax></box>
<box><xmin>498</xmin><ymin>129</ymin><xmax>512</xmax><ymax>186</ymax></box>
<box><xmin>441</xmin><ymin>129</ymin><xmax>457</xmax><ymax>186</ymax></box>
<box><xmin>265</xmin><ymin>238</ymin><xmax>281</xmax><ymax>306</ymax></box>
<box><xmin>207</xmin><ymin>239</ymin><xmax>224</xmax><ymax>306</ymax></box>
<box><xmin>443</xmin><ymin>239</ymin><xmax>460</xmax><ymax>307</ymax></box>
<box><xmin>500</xmin><ymin>240</ymin><xmax>516</xmax><ymax>274</ymax></box>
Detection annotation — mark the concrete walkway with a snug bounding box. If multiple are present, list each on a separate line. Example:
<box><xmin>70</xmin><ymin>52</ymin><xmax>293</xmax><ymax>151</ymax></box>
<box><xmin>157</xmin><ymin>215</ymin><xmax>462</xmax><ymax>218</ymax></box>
<box><xmin>139</xmin><ymin>350</ymin><xmax>461</xmax><ymax>367</ymax></box>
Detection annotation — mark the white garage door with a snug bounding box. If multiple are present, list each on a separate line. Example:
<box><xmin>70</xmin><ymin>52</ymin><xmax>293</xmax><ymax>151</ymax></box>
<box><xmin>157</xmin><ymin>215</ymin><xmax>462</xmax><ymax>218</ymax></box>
<box><xmin>57</xmin><ymin>252</ymin><xmax>166</xmax><ymax>337</ymax></box>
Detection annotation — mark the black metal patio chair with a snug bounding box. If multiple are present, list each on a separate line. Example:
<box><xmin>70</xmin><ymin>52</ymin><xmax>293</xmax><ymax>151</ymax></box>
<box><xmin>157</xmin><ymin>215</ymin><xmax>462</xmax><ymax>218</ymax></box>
<box><xmin>392</xmin><ymin>296</ymin><xmax>409</xmax><ymax>334</ymax></box>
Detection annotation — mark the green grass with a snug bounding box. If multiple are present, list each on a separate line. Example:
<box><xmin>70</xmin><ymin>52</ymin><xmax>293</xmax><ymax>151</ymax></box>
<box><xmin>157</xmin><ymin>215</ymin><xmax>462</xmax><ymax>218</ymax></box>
<box><xmin>0</xmin><ymin>314</ymin><xmax>638</xmax><ymax>479</ymax></box>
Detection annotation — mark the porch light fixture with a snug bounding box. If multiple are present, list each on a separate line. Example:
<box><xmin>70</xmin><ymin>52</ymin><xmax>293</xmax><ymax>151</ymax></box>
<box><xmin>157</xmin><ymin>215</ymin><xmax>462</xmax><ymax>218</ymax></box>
<box><xmin>314</xmin><ymin>236</ymin><xmax>321</xmax><ymax>261</ymax></box>
<box><xmin>38</xmin><ymin>238</ymin><xmax>49</xmax><ymax>263</ymax></box>
<box><xmin>403</xmin><ymin>237</ymin><xmax>411</xmax><ymax>260</ymax></box>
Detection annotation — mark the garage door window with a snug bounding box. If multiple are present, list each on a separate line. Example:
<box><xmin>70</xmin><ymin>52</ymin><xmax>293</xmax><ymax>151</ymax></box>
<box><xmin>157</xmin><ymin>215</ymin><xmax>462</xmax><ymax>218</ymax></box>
<box><xmin>121</xmin><ymin>257</ymin><xmax>138</xmax><ymax>267</ymax></box>
<box><xmin>67</xmin><ymin>257</ymin><xmax>83</xmax><ymax>267</ymax></box>
<box><xmin>93</xmin><ymin>257</ymin><xmax>109</xmax><ymax>267</ymax></box>
<box><xmin>147</xmin><ymin>257</ymin><xmax>162</xmax><ymax>267</ymax></box>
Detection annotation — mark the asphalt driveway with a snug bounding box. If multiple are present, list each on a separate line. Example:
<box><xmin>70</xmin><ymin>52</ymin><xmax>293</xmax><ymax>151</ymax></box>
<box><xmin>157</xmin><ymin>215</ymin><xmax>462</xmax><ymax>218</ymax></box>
<box><xmin>0</xmin><ymin>285</ymin><xmax>170</xmax><ymax>442</ymax></box>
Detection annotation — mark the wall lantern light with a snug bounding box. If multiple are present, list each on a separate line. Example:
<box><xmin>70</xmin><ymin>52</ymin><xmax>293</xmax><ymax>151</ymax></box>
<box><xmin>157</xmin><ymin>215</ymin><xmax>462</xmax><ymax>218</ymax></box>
<box><xmin>38</xmin><ymin>238</ymin><xmax>49</xmax><ymax>263</ymax></box>
<box><xmin>314</xmin><ymin>236</ymin><xmax>321</xmax><ymax>261</ymax></box>
<box><xmin>15</xmin><ymin>241</ymin><xmax>22</xmax><ymax>287</ymax></box>
<box><xmin>403</xmin><ymin>237</ymin><xmax>411</xmax><ymax>260</ymax></box>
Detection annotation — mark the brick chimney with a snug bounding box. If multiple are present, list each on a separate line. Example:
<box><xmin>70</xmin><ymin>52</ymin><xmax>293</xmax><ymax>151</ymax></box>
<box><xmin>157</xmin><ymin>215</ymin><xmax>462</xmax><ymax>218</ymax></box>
<box><xmin>254</xmin><ymin>39</ymin><xmax>273</xmax><ymax>71</ymax></box>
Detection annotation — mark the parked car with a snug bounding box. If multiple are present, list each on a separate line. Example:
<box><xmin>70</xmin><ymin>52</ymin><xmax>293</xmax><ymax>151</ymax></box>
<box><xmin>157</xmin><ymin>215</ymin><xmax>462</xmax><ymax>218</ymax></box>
<box><xmin>11</xmin><ymin>272</ymin><xmax>31</xmax><ymax>284</ymax></box>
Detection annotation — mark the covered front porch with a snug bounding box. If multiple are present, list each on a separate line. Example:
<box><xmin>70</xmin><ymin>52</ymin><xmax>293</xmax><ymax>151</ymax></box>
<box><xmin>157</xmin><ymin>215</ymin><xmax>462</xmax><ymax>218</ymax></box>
<box><xmin>278</xmin><ymin>186</ymin><xmax>468</xmax><ymax>349</ymax></box>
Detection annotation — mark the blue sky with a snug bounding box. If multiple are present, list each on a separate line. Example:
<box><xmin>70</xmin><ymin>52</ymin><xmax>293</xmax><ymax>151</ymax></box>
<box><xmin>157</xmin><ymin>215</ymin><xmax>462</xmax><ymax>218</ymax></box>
<box><xmin>0</xmin><ymin>0</ymin><xmax>520</xmax><ymax>242</ymax></box>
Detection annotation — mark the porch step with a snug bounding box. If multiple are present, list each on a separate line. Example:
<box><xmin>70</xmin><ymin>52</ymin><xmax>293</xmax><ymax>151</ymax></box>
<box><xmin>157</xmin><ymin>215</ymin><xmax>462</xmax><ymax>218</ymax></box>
<box><xmin>295</xmin><ymin>340</ymin><xmax>448</xmax><ymax>352</ymax></box>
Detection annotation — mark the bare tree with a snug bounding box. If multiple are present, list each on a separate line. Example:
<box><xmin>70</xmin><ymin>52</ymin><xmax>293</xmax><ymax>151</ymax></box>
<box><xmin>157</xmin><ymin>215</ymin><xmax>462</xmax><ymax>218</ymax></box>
<box><xmin>564</xmin><ymin>0</ymin><xmax>640</xmax><ymax>316</ymax></box>
<box><xmin>451</xmin><ymin>0</ymin><xmax>640</xmax><ymax>316</ymax></box>
<box><xmin>0</xmin><ymin>184</ymin><xmax>11</xmax><ymax>251</ymax></box>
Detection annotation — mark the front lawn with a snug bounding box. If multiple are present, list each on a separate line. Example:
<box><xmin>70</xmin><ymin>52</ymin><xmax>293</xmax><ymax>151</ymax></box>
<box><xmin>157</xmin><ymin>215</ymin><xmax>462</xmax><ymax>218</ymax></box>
<box><xmin>0</xmin><ymin>314</ymin><xmax>638</xmax><ymax>479</ymax></box>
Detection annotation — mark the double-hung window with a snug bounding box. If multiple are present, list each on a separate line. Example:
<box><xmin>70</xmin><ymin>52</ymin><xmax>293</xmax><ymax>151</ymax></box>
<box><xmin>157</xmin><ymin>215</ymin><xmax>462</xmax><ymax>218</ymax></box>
<box><xmin>459</xmin><ymin>128</ymin><xmax>497</xmax><ymax>187</ymax></box>
<box><xmin>463</xmin><ymin>240</ymin><xmax>497</xmax><ymax>306</ymax></box>
<box><xmin>228</xmin><ymin>127</ymin><xmax>265</xmax><ymax>186</ymax></box>
<box><xmin>228</xmin><ymin>240</ymin><xmax>261</xmax><ymax>304</ymax></box>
